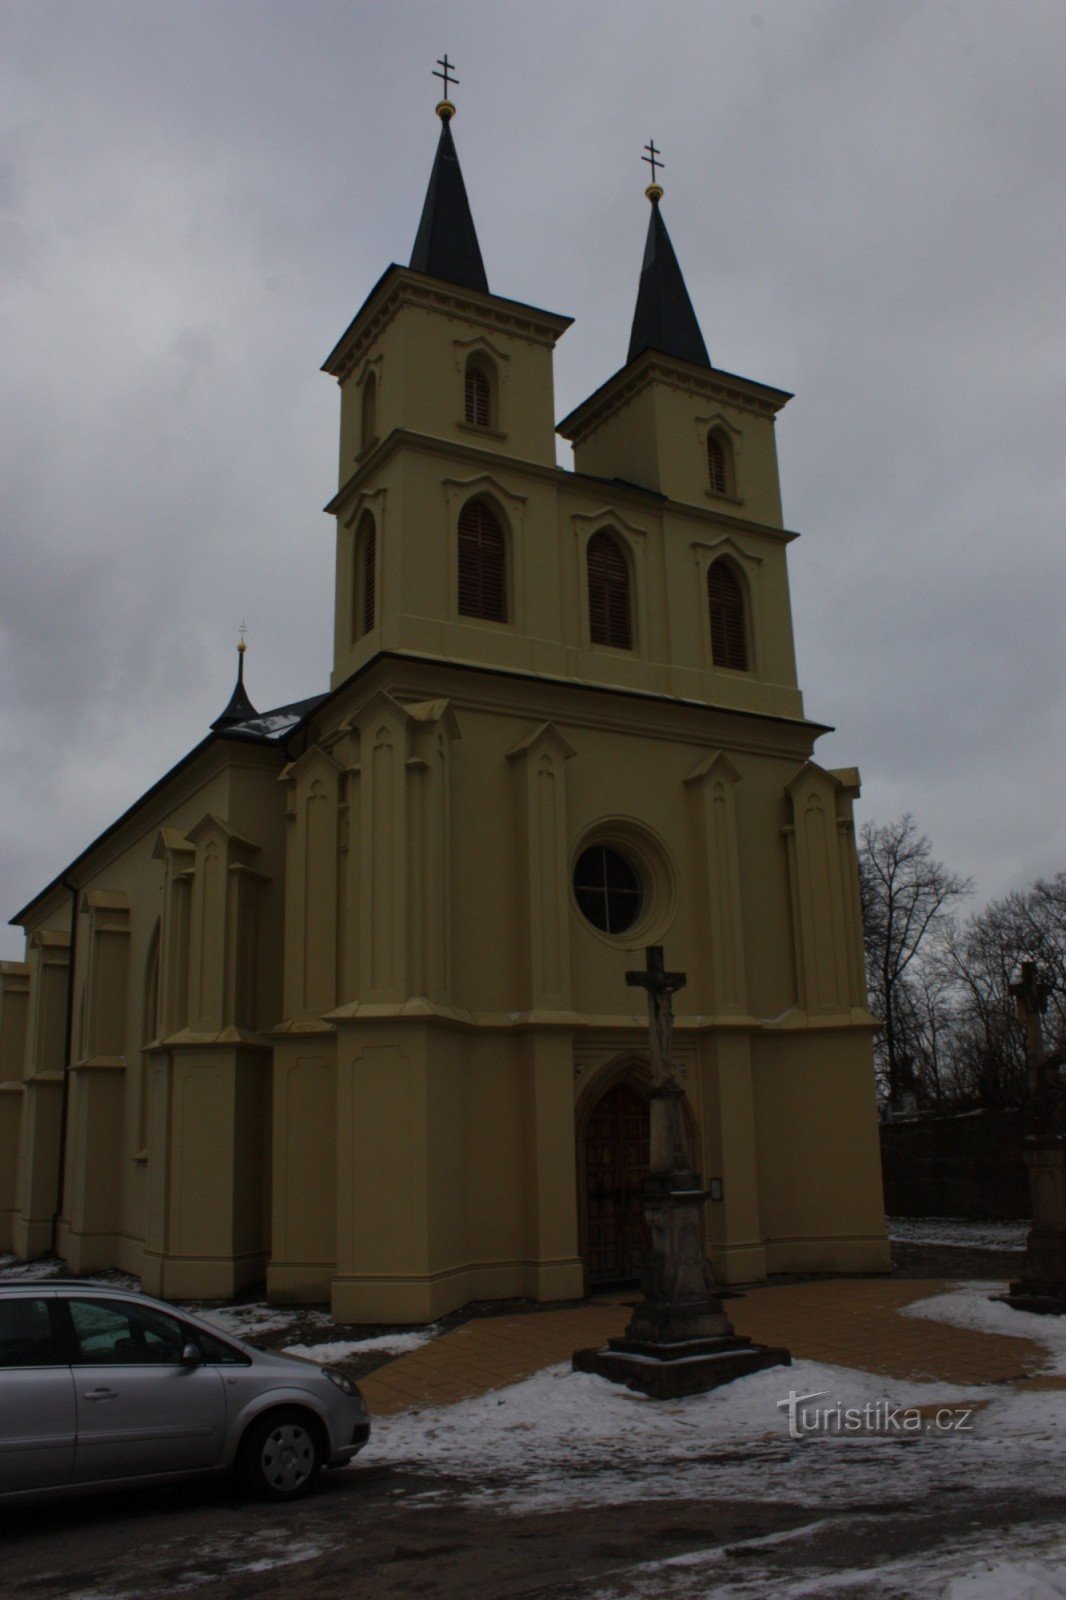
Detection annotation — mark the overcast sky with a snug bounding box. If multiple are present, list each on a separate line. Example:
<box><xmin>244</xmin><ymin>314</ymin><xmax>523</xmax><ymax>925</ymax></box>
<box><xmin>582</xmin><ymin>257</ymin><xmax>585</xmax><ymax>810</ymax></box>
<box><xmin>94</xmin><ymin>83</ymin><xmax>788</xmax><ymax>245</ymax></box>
<box><xmin>2</xmin><ymin>0</ymin><xmax>1063</xmax><ymax>960</ymax></box>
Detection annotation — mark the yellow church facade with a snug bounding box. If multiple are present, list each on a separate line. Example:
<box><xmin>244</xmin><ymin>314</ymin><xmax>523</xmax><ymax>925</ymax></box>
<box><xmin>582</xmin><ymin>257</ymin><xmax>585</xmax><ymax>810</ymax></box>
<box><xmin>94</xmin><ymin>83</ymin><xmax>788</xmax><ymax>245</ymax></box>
<box><xmin>0</xmin><ymin>106</ymin><xmax>889</xmax><ymax>1322</ymax></box>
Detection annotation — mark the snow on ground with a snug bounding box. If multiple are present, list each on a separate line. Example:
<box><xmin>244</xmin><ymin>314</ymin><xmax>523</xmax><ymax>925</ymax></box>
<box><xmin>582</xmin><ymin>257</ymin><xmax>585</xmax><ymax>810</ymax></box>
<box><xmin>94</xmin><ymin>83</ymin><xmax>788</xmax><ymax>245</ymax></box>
<box><xmin>943</xmin><ymin>1558</ymin><xmax>1066</xmax><ymax>1600</ymax></box>
<box><xmin>190</xmin><ymin>1302</ymin><xmax>333</xmax><ymax>1340</ymax></box>
<box><xmin>284</xmin><ymin>1328</ymin><xmax>439</xmax><ymax>1360</ymax></box>
<box><xmin>368</xmin><ymin>1283</ymin><xmax>1066</xmax><ymax>1598</ymax></box>
<box><xmin>0</xmin><ymin>1253</ymin><xmax>66</xmax><ymax>1279</ymax></box>
<box><xmin>584</xmin><ymin>1528</ymin><xmax>1066</xmax><ymax>1600</ymax></box>
<box><xmin>902</xmin><ymin>1282</ymin><xmax>1066</xmax><ymax>1374</ymax></box>
<box><xmin>887</xmin><ymin>1217</ymin><xmax>1029</xmax><ymax>1250</ymax></box>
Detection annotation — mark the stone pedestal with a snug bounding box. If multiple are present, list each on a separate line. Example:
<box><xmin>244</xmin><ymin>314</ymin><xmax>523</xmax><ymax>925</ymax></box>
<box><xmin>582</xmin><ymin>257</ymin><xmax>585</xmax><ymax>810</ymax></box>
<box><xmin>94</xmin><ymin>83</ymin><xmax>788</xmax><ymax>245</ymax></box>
<box><xmin>574</xmin><ymin>1086</ymin><xmax>790</xmax><ymax>1397</ymax></box>
<box><xmin>1002</xmin><ymin>1136</ymin><xmax>1066</xmax><ymax>1314</ymax></box>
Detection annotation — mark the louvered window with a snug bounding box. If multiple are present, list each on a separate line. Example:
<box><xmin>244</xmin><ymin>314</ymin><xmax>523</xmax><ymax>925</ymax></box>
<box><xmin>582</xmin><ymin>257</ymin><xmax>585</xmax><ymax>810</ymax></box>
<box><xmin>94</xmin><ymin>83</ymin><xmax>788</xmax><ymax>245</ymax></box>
<box><xmin>708</xmin><ymin>560</ymin><xmax>748</xmax><ymax>670</ymax></box>
<box><xmin>361</xmin><ymin>373</ymin><xmax>377</xmax><ymax>451</ymax></box>
<box><xmin>465</xmin><ymin>363</ymin><xmax>492</xmax><ymax>428</ymax></box>
<box><xmin>587</xmin><ymin>531</ymin><xmax>632</xmax><ymax>650</ymax></box>
<box><xmin>457</xmin><ymin>500</ymin><xmax>507</xmax><ymax>622</ymax></box>
<box><xmin>707</xmin><ymin>432</ymin><xmax>729</xmax><ymax>493</ymax></box>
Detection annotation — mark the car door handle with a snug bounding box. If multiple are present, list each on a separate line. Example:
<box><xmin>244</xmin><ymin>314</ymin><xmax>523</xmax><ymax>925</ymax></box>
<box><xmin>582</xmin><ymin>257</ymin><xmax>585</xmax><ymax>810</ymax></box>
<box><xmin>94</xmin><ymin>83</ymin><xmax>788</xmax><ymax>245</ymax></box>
<box><xmin>83</xmin><ymin>1387</ymin><xmax>118</xmax><ymax>1401</ymax></box>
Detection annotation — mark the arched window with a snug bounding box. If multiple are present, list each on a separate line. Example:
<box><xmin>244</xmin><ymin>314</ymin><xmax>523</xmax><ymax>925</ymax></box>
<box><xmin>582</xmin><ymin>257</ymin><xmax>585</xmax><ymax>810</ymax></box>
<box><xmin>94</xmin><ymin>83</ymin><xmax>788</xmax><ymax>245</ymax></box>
<box><xmin>464</xmin><ymin>359</ymin><xmax>493</xmax><ymax>428</ymax></box>
<box><xmin>707</xmin><ymin>560</ymin><xmax>748</xmax><ymax>670</ymax></box>
<box><xmin>458</xmin><ymin>500</ymin><xmax>507</xmax><ymax>622</ymax></box>
<box><xmin>361</xmin><ymin>372</ymin><xmax>377</xmax><ymax>451</ymax></box>
<box><xmin>353</xmin><ymin>513</ymin><xmax>376</xmax><ymax>640</ymax></box>
<box><xmin>707</xmin><ymin>429</ymin><xmax>733</xmax><ymax>495</ymax></box>
<box><xmin>587</xmin><ymin>530</ymin><xmax>632</xmax><ymax>650</ymax></box>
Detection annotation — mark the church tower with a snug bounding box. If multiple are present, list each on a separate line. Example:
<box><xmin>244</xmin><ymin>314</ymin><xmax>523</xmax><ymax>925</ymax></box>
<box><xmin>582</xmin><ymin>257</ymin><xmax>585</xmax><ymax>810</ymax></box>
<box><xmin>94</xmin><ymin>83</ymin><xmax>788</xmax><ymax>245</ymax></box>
<box><xmin>1</xmin><ymin>86</ymin><xmax>889</xmax><ymax>1317</ymax></box>
<box><xmin>266</xmin><ymin>98</ymin><xmax>889</xmax><ymax>1322</ymax></box>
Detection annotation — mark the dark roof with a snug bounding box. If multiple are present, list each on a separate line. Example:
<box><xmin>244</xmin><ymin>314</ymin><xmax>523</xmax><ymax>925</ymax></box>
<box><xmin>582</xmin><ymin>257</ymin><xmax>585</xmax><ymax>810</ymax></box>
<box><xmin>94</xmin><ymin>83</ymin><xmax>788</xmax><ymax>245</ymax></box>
<box><xmin>409</xmin><ymin>115</ymin><xmax>488</xmax><ymax>293</ymax></box>
<box><xmin>215</xmin><ymin>693</ymin><xmax>327</xmax><ymax>743</ymax></box>
<box><xmin>627</xmin><ymin>196</ymin><xmax>710</xmax><ymax>369</ymax></box>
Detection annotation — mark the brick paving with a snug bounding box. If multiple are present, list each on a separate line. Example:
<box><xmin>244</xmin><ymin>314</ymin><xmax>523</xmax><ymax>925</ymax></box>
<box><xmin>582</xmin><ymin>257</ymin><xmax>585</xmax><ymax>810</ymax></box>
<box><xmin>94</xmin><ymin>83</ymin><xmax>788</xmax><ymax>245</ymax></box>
<box><xmin>359</xmin><ymin>1278</ymin><xmax>1060</xmax><ymax>1417</ymax></box>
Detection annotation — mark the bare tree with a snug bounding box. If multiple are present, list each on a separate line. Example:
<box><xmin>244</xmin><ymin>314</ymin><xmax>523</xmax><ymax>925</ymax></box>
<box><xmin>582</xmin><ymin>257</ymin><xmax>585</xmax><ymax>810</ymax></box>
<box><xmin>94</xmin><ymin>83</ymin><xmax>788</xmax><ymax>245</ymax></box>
<box><xmin>858</xmin><ymin>815</ymin><xmax>973</xmax><ymax>1110</ymax></box>
<box><xmin>934</xmin><ymin>873</ymin><xmax>1066</xmax><ymax>1107</ymax></box>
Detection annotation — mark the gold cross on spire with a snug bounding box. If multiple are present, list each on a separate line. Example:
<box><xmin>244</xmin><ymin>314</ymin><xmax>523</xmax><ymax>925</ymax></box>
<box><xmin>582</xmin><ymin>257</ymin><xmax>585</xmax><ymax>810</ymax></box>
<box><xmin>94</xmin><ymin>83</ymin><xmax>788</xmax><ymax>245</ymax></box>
<box><xmin>238</xmin><ymin>621</ymin><xmax>247</xmax><ymax>654</ymax></box>
<box><xmin>642</xmin><ymin>139</ymin><xmax>664</xmax><ymax>186</ymax></box>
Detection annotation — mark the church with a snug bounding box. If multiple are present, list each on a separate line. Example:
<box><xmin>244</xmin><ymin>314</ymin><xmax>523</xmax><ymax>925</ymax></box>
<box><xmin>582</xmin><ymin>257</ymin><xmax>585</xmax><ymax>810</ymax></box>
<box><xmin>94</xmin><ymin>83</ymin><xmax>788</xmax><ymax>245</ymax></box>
<box><xmin>0</xmin><ymin>93</ymin><xmax>889</xmax><ymax>1322</ymax></box>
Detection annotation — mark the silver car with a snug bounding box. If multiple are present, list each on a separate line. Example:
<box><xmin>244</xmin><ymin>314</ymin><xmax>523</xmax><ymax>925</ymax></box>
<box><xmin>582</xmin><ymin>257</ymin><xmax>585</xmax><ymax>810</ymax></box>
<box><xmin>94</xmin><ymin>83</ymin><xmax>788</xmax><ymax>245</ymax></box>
<box><xmin>0</xmin><ymin>1282</ymin><xmax>370</xmax><ymax>1503</ymax></box>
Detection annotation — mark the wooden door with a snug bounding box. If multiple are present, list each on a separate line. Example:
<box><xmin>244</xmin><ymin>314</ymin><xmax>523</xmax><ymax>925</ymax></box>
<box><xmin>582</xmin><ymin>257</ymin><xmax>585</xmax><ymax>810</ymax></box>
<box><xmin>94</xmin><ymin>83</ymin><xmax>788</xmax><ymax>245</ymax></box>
<box><xmin>584</xmin><ymin>1081</ymin><xmax>650</xmax><ymax>1286</ymax></box>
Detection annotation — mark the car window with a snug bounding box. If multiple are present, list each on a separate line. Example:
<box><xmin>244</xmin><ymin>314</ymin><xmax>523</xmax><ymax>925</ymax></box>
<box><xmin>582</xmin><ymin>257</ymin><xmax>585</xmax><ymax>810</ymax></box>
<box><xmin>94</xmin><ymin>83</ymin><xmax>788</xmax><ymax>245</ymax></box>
<box><xmin>68</xmin><ymin>1299</ymin><xmax>185</xmax><ymax>1365</ymax></box>
<box><xmin>190</xmin><ymin>1326</ymin><xmax>252</xmax><ymax>1366</ymax></box>
<box><xmin>0</xmin><ymin>1298</ymin><xmax>61</xmax><ymax>1367</ymax></box>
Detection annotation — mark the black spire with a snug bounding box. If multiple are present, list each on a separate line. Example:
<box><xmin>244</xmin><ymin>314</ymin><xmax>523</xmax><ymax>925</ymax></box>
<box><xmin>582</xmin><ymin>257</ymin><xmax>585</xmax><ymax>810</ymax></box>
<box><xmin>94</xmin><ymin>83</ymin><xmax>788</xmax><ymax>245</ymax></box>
<box><xmin>409</xmin><ymin>105</ymin><xmax>488</xmax><ymax>294</ymax></box>
<box><xmin>627</xmin><ymin>191</ymin><xmax>710</xmax><ymax>369</ymax></box>
<box><xmin>211</xmin><ymin>633</ymin><xmax>258</xmax><ymax>731</ymax></box>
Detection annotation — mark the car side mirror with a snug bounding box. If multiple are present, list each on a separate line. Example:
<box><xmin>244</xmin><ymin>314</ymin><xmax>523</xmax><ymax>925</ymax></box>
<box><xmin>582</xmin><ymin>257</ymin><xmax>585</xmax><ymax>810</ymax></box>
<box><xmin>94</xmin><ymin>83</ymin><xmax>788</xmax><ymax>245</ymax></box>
<box><xmin>181</xmin><ymin>1341</ymin><xmax>204</xmax><ymax>1367</ymax></box>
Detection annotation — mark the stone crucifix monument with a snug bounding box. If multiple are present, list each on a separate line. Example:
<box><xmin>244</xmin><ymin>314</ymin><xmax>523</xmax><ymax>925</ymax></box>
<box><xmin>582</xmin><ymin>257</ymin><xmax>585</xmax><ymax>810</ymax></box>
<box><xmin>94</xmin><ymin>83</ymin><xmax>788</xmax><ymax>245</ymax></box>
<box><xmin>573</xmin><ymin>946</ymin><xmax>790</xmax><ymax>1397</ymax></box>
<box><xmin>1002</xmin><ymin>961</ymin><xmax>1066</xmax><ymax>1314</ymax></box>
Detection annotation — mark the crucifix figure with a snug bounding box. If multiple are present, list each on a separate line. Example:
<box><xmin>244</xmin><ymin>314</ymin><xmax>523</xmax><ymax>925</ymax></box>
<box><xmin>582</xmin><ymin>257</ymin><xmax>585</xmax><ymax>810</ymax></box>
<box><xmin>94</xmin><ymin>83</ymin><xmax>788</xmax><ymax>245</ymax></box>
<box><xmin>626</xmin><ymin>945</ymin><xmax>686</xmax><ymax>1088</ymax></box>
<box><xmin>1010</xmin><ymin>960</ymin><xmax>1050</xmax><ymax>1099</ymax></box>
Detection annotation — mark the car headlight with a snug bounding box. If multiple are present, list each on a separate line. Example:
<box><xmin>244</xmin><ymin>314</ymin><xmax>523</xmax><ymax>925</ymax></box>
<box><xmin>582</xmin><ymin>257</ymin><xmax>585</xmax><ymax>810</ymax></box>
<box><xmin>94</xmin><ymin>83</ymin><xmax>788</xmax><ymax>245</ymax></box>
<box><xmin>324</xmin><ymin>1367</ymin><xmax>357</xmax><ymax>1397</ymax></box>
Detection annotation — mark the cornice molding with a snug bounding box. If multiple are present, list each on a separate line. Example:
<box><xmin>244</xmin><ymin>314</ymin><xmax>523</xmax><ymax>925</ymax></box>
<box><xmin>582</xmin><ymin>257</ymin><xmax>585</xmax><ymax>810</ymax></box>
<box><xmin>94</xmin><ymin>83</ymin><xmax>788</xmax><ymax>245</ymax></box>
<box><xmin>324</xmin><ymin>268</ymin><xmax>572</xmax><ymax>386</ymax></box>
<box><xmin>325</xmin><ymin>428</ymin><xmax>799</xmax><ymax>545</ymax></box>
<box><xmin>559</xmin><ymin>353</ymin><xmax>792</xmax><ymax>446</ymax></box>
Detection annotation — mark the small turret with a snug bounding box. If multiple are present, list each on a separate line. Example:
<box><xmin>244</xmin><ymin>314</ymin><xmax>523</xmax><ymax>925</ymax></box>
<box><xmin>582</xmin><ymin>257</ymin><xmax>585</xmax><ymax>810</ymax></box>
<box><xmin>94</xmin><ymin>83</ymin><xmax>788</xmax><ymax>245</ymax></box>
<box><xmin>211</xmin><ymin>628</ymin><xmax>258</xmax><ymax>731</ymax></box>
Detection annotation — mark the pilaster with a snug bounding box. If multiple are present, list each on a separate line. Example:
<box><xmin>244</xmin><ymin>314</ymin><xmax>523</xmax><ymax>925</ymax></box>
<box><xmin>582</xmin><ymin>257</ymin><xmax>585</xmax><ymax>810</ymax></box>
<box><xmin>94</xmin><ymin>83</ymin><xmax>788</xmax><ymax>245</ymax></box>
<box><xmin>783</xmin><ymin>763</ymin><xmax>857</xmax><ymax>1016</ymax></box>
<box><xmin>140</xmin><ymin>1039</ymin><xmax>271</xmax><ymax>1300</ymax></box>
<box><xmin>152</xmin><ymin>829</ymin><xmax>195</xmax><ymax>1037</ymax></box>
<box><xmin>62</xmin><ymin>891</ymin><xmax>130</xmax><ymax>1271</ymax></box>
<box><xmin>12</xmin><ymin>928</ymin><xmax>71</xmax><ymax>1259</ymax></box>
<box><xmin>279</xmin><ymin>746</ymin><xmax>342</xmax><ymax>1023</ymax></box>
<box><xmin>701</xmin><ymin>1031</ymin><xmax>766</xmax><ymax>1283</ymax></box>
<box><xmin>507</xmin><ymin>722</ymin><xmax>575</xmax><ymax>1011</ymax></box>
<box><xmin>333</xmin><ymin>1022</ymin><xmax>432</xmax><ymax>1322</ymax></box>
<box><xmin>142</xmin><ymin>815</ymin><xmax>271</xmax><ymax>1299</ymax></box>
<box><xmin>343</xmin><ymin>691</ymin><xmax>458</xmax><ymax>1007</ymax></box>
<box><xmin>685</xmin><ymin>751</ymin><xmax>748</xmax><ymax>1015</ymax></box>
<box><xmin>0</xmin><ymin>962</ymin><xmax>30</xmax><ymax>1249</ymax></box>
<box><xmin>520</xmin><ymin>1029</ymin><xmax>584</xmax><ymax>1300</ymax></box>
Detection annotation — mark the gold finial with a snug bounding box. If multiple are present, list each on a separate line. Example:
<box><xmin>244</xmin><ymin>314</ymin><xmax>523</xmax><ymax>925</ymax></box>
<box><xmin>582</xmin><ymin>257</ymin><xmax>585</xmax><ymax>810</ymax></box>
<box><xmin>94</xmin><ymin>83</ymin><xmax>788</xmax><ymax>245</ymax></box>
<box><xmin>642</xmin><ymin>139</ymin><xmax>664</xmax><ymax>201</ymax></box>
<box><xmin>433</xmin><ymin>54</ymin><xmax>457</xmax><ymax>119</ymax></box>
<box><xmin>238</xmin><ymin>621</ymin><xmax>247</xmax><ymax>655</ymax></box>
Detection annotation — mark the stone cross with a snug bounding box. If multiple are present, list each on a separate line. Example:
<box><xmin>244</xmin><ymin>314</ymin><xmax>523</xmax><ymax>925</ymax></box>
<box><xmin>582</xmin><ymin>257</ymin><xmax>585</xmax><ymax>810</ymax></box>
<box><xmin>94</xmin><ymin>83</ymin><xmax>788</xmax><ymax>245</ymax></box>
<box><xmin>626</xmin><ymin>945</ymin><xmax>686</xmax><ymax>1087</ymax></box>
<box><xmin>1010</xmin><ymin>960</ymin><xmax>1050</xmax><ymax>1098</ymax></box>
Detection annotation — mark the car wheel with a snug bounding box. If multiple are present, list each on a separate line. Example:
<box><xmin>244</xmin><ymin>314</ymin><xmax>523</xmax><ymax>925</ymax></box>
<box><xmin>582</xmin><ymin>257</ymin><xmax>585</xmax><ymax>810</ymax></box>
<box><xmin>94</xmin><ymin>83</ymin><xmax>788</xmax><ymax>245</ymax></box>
<box><xmin>240</xmin><ymin>1409</ymin><xmax>324</xmax><ymax>1501</ymax></box>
